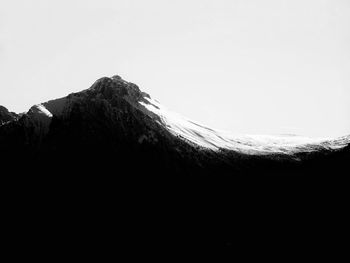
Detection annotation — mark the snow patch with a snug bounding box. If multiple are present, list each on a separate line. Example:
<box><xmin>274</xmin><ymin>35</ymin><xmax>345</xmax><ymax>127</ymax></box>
<box><xmin>25</xmin><ymin>104</ymin><xmax>54</xmax><ymax>136</ymax></box>
<box><xmin>43</xmin><ymin>97</ymin><xmax>67</xmax><ymax>116</ymax></box>
<box><xmin>34</xmin><ymin>104</ymin><xmax>53</xmax><ymax>118</ymax></box>
<box><xmin>139</xmin><ymin>97</ymin><xmax>349</xmax><ymax>154</ymax></box>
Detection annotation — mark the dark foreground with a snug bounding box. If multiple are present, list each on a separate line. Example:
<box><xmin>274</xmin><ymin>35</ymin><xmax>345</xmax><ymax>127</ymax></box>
<box><xmin>2</xmin><ymin>144</ymin><xmax>348</xmax><ymax>256</ymax></box>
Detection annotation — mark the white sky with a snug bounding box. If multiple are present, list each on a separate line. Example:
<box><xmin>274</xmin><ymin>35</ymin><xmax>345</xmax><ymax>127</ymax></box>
<box><xmin>0</xmin><ymin>0</ymin><xmax>349</xmax><ymax>137</ymax></box>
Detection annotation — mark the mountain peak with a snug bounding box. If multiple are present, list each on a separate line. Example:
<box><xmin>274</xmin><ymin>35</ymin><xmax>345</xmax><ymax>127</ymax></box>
<box><xmin>0</xmin><ymin>105</ymin><xmax>18</xmax><ymax>124</ymax></box>
<box><xmin>111</xmin><ymin>74</ymin><xmax>122</xmax><ymax>80</ymax></box>
<box><xmin>89</xmin><ymin>75</ymin><xmax>150</xmax><ymax>103</ymax></box>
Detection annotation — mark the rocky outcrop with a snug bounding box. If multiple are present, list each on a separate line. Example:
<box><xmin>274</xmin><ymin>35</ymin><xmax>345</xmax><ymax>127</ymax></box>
<box><xmin>0</xmin><ymin>106</ymin><xmax>17</xmax><ymax>125</ymax></box>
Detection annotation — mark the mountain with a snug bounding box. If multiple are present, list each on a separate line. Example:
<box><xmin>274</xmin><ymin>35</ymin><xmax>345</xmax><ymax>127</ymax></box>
<box><xmin>1</xmin><ymin>75</ymin><xmax>349</xmax><ymax>251</ymax></box>
<box><xmin>1</xmin><ymin>74</ymin><xmax>349</xmax><ymax>177</ymax></box>
<box><xmin>0</xmin><ymin>105</ymin><xmax>18</xmax><ymax>124</ymax></box>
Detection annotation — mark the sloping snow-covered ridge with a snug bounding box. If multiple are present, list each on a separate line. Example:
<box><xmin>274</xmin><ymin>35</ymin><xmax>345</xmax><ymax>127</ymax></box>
<box><xmin>9</xmin><ymin>75</ymin><xmax>348</xmax><ymax>155</ymax></box>
<box><xmin>139</xmin><ymin>97</ymin><xmax>349</xmax><ymax>155</ymax></box>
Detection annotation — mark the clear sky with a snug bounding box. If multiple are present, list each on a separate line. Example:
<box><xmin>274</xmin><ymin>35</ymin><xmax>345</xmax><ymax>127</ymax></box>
<box><xmin>1</xmin><ymin>0</ymin><xmax>349</xmax><ymax>137</ymax></box>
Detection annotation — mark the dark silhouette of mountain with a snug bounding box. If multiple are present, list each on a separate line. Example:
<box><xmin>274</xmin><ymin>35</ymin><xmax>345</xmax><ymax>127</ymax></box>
<box><xmin>1</xmin><ymin>75</ymin><xmax>348</xmax><ymax>176</ymax></box>
<box><xmin>1</xmin><ymin>75</ymin><xmax>348</xmax><ymax>252</ymax></box>
<box><xmin>0</xmin><ymin>105</ymin><xmax>18</xmax><ymax>124</ymax></box>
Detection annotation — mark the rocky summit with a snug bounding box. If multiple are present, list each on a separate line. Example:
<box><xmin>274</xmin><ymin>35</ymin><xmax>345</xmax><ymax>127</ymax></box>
<box><xmin>0</xmin><ymin>105</ymin><xmax>18</xmax><ymax>124</ymax></box>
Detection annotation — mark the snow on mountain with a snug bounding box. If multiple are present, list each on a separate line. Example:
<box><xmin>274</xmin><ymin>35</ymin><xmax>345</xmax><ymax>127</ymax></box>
<box><xmin>139</xmin><ymin>96</ymin><xmax>349</xmax><ymax>155</ymax></box>
<box><xmin>1</xmin><ymin>75</ymin><xmax>349</xmax><ymax>156</ymax></box>
<box><xmin>43</xmin><ymin>97</ymin><xmax>68</xmax><ymax>117</ymax></box>
<box><xmin>25</xmin><ymin>104</ymin><xmax>54</xmax><ymax>135</ymax></box>
<box><xmin>29</xmin><ymin>104</ymin><xmax>53</xmax><ymax>118</ymax></box>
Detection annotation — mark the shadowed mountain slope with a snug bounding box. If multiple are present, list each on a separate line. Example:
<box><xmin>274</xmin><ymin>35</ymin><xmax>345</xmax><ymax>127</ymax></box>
<box><xmin>1</xmin><ymin>75</ymin><xmax>349</xmax><ymax>252</ymax></box>
<box><xmin>0</xmin><ymin>75</ymin><xmax>348</xmax><ymax>178</ymax></box>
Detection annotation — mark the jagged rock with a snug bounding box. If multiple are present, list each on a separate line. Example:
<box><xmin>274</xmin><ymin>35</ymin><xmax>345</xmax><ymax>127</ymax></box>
<box><xmin>0</xmin><ymin>105</ymin><xmax>18</xmax><ymax>124</ymax></box>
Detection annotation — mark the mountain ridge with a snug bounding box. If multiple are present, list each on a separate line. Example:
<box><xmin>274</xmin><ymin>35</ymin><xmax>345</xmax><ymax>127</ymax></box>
<box><xmin>0</xmin><ymin>105</ymin><xmax>18</xmax><ymax>125</ymax></box>
<box><xmin>2</xmin><ymin>75</ymin><xmax>348</xmax><ymax>154</ymax></box>
<box><xmin>0</xmin><ymin>75</ymin><xmax>349</xmax><ymax>177</ymax></box>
